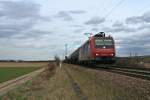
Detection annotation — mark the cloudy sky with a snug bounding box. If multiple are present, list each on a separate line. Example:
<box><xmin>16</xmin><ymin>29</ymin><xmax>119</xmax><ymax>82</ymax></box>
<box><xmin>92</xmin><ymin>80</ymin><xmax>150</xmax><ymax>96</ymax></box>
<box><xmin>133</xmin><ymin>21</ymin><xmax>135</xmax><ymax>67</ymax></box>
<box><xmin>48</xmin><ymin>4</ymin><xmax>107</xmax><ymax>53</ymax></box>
<box><xmin>0</xmin><ymin>0</ymin><xmax>150</xmax><ymax>60</ymax></box>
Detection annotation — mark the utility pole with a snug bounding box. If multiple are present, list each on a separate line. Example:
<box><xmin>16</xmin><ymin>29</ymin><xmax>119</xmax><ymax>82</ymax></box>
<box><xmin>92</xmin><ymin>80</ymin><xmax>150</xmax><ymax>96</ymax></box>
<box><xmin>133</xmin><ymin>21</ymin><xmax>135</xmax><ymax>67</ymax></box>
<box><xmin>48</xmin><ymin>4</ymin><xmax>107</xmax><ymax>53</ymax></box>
<box><xmin>65</xmin><ymin>44</ymin><xmax>68</xmax><ymax>57</ymax></box>
<box><xmin>135</xmin><ymin>52</ymin><xmax>138</xmax><ymax>62</ymax></box>
<box><xmin>130</xmin><ymin>52</ymin><xmax>132</xmax><ymax>58</ymax></box>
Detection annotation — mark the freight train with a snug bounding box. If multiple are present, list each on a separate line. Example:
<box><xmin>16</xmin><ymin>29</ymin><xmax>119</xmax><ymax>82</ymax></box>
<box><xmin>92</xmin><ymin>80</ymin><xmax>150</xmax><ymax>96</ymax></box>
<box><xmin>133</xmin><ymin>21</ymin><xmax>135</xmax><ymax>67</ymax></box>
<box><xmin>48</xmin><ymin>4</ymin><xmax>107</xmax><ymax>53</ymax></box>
<box><xmin>65</xmin><ymin>32</ymin><xmax>116</xmax><ymax>64</ymax></box>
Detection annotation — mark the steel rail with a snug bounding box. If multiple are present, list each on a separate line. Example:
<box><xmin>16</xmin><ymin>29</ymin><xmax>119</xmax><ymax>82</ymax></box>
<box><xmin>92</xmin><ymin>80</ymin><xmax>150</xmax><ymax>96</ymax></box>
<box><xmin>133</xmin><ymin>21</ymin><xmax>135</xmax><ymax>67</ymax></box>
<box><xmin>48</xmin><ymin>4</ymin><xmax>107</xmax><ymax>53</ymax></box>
<box><xmin>96</xmin><ymin>65</ymin><xmax>150</xmax><ymax>81</ymax></box>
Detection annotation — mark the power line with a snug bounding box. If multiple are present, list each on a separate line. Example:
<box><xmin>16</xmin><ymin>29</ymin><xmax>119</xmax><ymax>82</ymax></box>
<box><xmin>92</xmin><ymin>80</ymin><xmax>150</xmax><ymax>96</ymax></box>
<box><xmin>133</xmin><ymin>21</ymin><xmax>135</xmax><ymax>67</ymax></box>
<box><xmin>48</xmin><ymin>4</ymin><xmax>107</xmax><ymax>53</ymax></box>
<box><xmin>136</xmin><ymin>2</ymin><xmax>150</xmax><ymax>15</ymax></box>
<box><xmin>104</xmin><ymin>0</ymin><xmax>125</xmax><ymax>18</ymax></box>
<box><xmin>97</xmin><ymin>0</ymin><xmax>114</xmax><ymax>16</ymax></box>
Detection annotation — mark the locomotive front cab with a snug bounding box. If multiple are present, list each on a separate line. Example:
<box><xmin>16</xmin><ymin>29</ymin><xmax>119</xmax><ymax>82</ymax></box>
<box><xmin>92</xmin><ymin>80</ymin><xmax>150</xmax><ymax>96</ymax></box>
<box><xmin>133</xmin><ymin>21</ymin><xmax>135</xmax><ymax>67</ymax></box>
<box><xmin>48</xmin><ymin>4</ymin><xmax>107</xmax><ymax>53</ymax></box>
<box><xmin>90</xmin><ymin>32</ymin><xmax>116</xmax><ymax>63</ymax></box>
<box><xmin>94</xmin><ymin>37</ymin><xmax>115</xmax><ymax>57</ymax></box>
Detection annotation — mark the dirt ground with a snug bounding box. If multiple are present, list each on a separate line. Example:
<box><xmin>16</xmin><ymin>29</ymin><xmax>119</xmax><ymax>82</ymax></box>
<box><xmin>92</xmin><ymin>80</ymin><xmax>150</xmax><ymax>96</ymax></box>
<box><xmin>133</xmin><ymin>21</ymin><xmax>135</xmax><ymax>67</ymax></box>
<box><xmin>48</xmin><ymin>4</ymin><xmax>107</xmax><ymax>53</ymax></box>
<box><xmin>144</xmin><ymin>63</ymin><xmax>150</xmax><ymax>68</ymax></box>
<box><xmin>1</xmin><ymin>63</ymin><xmax>150</xmax><ymax>100</ymax></box>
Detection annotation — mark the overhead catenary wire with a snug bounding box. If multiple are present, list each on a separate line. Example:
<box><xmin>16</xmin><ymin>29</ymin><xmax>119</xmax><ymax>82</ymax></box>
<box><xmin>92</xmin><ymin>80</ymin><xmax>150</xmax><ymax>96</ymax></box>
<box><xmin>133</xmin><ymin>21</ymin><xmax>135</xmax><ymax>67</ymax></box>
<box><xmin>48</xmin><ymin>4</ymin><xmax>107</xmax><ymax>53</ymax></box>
<box><xmin>136</xmin><ymin>2</ymin><xmax>150</xmax><ymax>15</ymax></box>
<box><xmin>97</xmin><ymin>0</ymin><xmax>114</xmax><ymax>16</ymax></box>
<box><xmin>91</xmin><ymin>0</ymin><xmax>126</xmax><ymax>33</ymax></box>
<box><xmin>104</xmin><ymin>0</ymin><xmax>125</xmax><ymax>18</ymax></box>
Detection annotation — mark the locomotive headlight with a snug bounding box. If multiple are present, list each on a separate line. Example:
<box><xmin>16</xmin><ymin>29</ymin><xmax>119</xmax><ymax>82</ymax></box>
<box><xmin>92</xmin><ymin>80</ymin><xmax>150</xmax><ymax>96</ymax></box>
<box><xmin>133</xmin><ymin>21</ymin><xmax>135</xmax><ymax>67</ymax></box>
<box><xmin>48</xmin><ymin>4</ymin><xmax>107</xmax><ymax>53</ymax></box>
<box><xmin>96</xmin><ymin>53</ymin><xmax>99</xmax><ymax>56</ymax></box>
<box><xmin>111</xmin><ymin>53</ymin><xmax>114</xmax><ymax>56</ymax></box>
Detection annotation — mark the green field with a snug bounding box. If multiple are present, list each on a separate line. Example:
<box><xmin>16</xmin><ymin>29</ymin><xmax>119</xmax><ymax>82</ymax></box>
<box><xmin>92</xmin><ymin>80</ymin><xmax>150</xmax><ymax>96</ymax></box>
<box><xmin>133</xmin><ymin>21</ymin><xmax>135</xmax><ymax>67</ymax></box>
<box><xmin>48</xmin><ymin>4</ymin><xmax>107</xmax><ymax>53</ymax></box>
<box><xmin>0</xmin><ymin>67</ymin><xmax>40</xmax><ymax>83</ymax></box>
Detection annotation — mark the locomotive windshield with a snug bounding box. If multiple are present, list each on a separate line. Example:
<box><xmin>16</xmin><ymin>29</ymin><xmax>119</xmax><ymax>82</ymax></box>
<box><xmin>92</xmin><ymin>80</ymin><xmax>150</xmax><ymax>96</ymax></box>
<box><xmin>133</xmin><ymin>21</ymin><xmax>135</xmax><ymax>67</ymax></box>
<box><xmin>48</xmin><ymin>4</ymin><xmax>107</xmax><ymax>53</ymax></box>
<box><xmin>104</xmin><ymin>40</ymin><xmax>113</xmax><ymax>45</ymax></box>
<box><xmin>95</xmin><ymin>39</ymin><xmax>113</xmax><ymax>48</ymax></box>
<box><xmin>95</xmin><ymin>40</ymin><xmax>104</xmax><ymax>45</ymax></box>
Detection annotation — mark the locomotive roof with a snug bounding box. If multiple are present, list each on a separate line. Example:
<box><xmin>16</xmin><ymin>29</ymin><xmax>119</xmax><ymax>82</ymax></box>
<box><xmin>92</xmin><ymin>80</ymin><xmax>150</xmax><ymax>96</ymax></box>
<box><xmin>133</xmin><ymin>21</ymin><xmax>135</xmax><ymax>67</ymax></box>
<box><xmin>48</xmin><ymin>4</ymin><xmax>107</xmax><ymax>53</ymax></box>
<box><xmin>93</xmin><ymin>32</ymin><xmax>113</xmax><ymax>39</ymax></box>
<box><xmin>94</xmin><ymin>36</ymin><xmax>113</xmax><ymax>39</ymax></box>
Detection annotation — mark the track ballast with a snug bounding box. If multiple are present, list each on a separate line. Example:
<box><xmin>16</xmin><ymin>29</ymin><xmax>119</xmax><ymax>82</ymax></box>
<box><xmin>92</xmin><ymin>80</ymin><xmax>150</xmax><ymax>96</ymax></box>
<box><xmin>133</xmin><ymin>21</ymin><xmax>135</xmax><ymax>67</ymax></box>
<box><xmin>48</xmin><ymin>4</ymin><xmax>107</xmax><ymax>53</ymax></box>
<box><xmin>95</xmin><ymin>65</ymin><xmax>150</xmax><ymax>81</ymax></box>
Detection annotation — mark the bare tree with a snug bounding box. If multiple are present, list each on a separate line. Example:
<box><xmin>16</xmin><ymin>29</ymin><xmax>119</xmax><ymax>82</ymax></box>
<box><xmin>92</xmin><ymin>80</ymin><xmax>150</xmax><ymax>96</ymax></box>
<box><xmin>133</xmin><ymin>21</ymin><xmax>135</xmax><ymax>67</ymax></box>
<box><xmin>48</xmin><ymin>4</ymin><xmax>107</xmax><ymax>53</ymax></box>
<box><xmin>55</xmin><ymin>55</ymin><xmax>60</xmax><ymax>66</ymax></box>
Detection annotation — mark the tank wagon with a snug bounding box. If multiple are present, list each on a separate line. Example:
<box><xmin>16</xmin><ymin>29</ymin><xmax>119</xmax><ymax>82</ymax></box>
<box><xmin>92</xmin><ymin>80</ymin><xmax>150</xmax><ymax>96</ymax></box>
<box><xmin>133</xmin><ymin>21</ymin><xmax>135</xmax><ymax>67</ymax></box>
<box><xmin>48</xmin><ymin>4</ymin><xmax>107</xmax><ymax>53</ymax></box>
<box><xmin>65</xmin><ymin>32</ymin><xmax>116</xmax><ymax>64</ymax></box>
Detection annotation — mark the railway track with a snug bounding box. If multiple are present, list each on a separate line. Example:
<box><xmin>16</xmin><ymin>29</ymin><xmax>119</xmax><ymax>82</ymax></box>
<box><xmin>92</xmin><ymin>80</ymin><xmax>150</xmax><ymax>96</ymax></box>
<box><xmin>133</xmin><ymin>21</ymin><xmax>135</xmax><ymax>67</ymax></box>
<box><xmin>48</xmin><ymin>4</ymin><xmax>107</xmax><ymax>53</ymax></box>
<box><xmin>96</xmin><ymin>65</ymin><xmax>150</xmax><ymax>81</ymax></box>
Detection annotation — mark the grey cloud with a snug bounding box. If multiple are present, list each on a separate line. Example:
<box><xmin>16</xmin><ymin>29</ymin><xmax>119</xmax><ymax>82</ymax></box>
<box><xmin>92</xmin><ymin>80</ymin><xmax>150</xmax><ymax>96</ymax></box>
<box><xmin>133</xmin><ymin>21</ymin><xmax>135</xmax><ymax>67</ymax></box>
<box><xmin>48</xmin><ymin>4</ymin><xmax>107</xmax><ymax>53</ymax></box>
<box><xmin>85</xmin><ymin>17</ymin><xmax>105</xmax><ymax>25</ymax></box>
<box><xmin>91</xmin><ymin>27</ymin><xmax>99</xmax><ymax>32</ymax></box>
<box><xmin>112</xmin><ymin>21</ymin><xmax>123</xmax><ymax>27</ymax></box>
<box><xmin>0</xmin><ymin>29</ymin><xmax>17</xmax><ymax>38</ymax></box>
<box><xmin>126</xmin><ymin>11</ymin><xmax>150</xmax><ymax>24</ymax></box>
<box><xmin>4</xmin><ymin>32</ymin><xmax>54</xmax><ymax>49</ymax></box>
<box><xmin>137</xmin><ymin>23</ymin><xmax>150</xmax><ymax>30</ymax></box>
<box><xmin>103</xmin><ymin>21</ymin><xmax>136</xmax><ymax>33</ymax></box>
<box><xmin>104</xmin><ymin>20</ymin><xmax>150</xmax><ymax>33</ymax></box>
<box><xmin>55</xmin><ymin>11</ymin><xmax>73</xmax><ymax>21</ymax></box>
<box><xmin>142</xmin><ymin>12</ymin><xmax>150</xmax><ymax>22</ymax></box>
<box><xmin>0</xmin><ymin>1</ymin><xmax>49</xmax><ymax>39</ymax></box>
<box><xmin>0</xmin><ymin>1</ymin><xmax>45</xmax><ymax>20</ymax></box>
<box><xmin>0</xmin><ymin>18</ymin><xmax>36</xmax><ymax>38</ymax></box>
<box><xmin>103</xmin><ymin>26</ymin><xmax>136</xmax><ymax>33</ymax></box>
<box><xmin>118</xmin><ymin>46</ymin><xmax>150</xmax><ymax>56</ymax></box>
<box><xmin>69</xmin><ymin>10</ymin><xmax>86</xmax><ymax>14</ymax></box>
<box><xmin>13</xmin><ymin>30</ymin><xmax>53</xmax><ymax>39</ymax></box>
<box><xmin>120</xmin><ymin>36</ymin><xmax>150</xmax><ymax>46</ymax></box>
<box><xmin>73</xmin><ymin>28</ymin><xmax>84</xmax><ymax>33</ymax></box>
<box><xmin>126</xmin><ymin>16</ymin><xmax>142</xmax><ymax>24</ymax></box>
<box><xmin>70</xmin><ymin>25</ymin><xmax>83</xmax><ymax>28</ymax></box>
<box><xmin>116</xmin><ymin>32</ymin><xmax>150</xmax><ymax>56</ymax></box>
<box><xmin>54</xmin><ymin>10</ymin><xmax>86</xmax><ymax>21</ymax></box>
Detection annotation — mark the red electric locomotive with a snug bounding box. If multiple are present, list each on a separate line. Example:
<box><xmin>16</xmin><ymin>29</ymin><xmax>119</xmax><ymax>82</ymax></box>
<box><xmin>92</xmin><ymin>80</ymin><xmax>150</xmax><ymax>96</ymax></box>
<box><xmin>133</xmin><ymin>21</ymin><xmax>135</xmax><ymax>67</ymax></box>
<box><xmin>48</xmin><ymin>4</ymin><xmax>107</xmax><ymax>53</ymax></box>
<box><xmin>65</xmin><ymin>32</ymin><xmax>115</xmax><ymax>64</ymax></box>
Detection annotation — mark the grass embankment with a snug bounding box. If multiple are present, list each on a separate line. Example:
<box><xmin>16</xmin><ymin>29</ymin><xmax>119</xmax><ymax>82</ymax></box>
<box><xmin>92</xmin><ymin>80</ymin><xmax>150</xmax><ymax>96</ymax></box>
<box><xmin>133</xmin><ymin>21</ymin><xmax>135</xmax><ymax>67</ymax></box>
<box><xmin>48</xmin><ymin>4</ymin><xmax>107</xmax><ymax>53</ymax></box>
<box><xmin>65</xmin><ymin>64</ymin><xmax>150</xmax><ymax>100</ymax></box>
<box><xmin>0</xmin><ymin>67</ymin><xmax>40</xmax><ymax>83</ymax></box>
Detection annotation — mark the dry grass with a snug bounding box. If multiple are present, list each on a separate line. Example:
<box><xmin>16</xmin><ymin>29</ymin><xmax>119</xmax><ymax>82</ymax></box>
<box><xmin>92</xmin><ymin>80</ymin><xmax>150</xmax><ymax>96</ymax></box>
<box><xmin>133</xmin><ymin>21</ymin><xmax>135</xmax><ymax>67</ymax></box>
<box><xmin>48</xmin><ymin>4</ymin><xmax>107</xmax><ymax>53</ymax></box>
<box><xmin>0</xmin><ymin>62</ymin><xmax>78</xmax><ymax>100</ymax></box>
<box><xmin>0</xmin><ymin>62</ymin><xmax>48</xmax><ymax>68</ymax></box>
<box><xmin>144</xmin><ymin>63</ymin><xmax>150</xmax><ymax>68</ymax></box>
<box><xmin>1</xmin><ymin>63</ymin><xmax>150</xmax><ymax>100</ymax></box>
<box><xmin>65</xmin><ymin>64</ymin><xmax>150</xmax><ymax>100</ymax></box>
